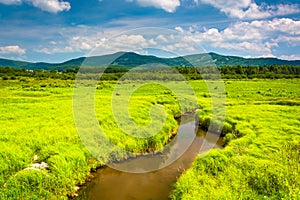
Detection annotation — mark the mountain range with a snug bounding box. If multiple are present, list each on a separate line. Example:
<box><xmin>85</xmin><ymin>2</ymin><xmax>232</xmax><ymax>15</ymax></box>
<box><xmin>0</xmin><ymin>52</ymin><xmax>299</xmax><ymax>71</ymax></box>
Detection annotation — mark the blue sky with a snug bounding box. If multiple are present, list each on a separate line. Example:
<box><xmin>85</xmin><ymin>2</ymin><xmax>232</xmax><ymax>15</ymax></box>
<box><xmin>0</xmin><ymin>0</ymin><xmax>300</xmax><ymax>62</ymax></box>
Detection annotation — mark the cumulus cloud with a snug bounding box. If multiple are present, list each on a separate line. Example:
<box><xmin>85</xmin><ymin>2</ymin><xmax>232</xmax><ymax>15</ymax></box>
<box><xmin>88</xmin><ymin>34</ymin><xmax>158</xmax><ymax>55</ymax></box>
<box><xmin>30</xmin><ymin>0</ymin><xmax>71</xmax><ymax>13</ymax></box>
<box><xmin>280</xmin><ymin>54</ymin><xmax>300</xmax><ymax>60</ymax></box>
<box><xmin>156</xmin><ymin>34</ymin><xmax>168</xmax><ymax>42</ymax></box>
<box><xmin>175</xmin><ymin>18</ymin><xmax>300</xmax><ymax>57</ymax></box>
<box><xmin>0</xmin><ymin>0</ymin><xmax>71</xmax><ymax>13</ymax></box>
<box><xmin>0</xmin><ymin>45</ymin><xmax>26</xmax><ymax>55</ymax></box>
<box><xmin>35</xmin><ymin>18</ymin><xmax>300</xmax><ymax>59</ymax></box>
<box><xmin>36</xmin><ymin>26</ymin><xmax>158</xmax><ymax>55</ymax></box>
<box><xmin>200</xmin><ymin>0</ymin><xmax>300</xmax><ymax>19</ymax></box>
<box><xmin>38</xmin><ymin>46</ymin><xmax>73</xmax><ymax>54</ymax></box>
<box><xmin>175</xmin><ymin>26</ymin><xmax>184</xmax><ymax>32</ymax></box>
<box><xmin>129</xmin><ymin>0</ymin><xmax>180</xmax><ymax>13</ymax></box>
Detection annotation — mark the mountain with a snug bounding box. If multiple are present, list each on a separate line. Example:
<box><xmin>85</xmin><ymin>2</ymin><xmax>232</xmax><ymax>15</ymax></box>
<box><xmin>193</xmin><ymin>53</ymin><xmax>300</xmax><ymax>66</ymax></box>
<box><xmin>0</xmin><ymin>52</ymin><xmax>299</xmax><ymax>70</ymax></box>
<box><xmin>0</xmin><ymin>58</ymin><xmax>31</xmax><ymax>68</ymax></box>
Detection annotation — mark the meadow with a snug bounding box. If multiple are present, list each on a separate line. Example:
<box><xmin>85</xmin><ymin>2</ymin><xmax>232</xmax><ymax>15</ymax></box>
<box><xmin>0</xmin><ymin>75</ymin><xmax>299</xmax><ymax>199</ymax></box>
<box><xmin>0</xmin><ymin>76</ymin><xmax>196</xmax><ymax>199</ymax></box>
<box><xmin>172</xmin><ymin>79</ymin><xmax>300</xmax><ymax>199</ymax></box>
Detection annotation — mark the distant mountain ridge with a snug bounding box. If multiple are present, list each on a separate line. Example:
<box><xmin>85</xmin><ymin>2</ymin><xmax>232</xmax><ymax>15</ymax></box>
<box><xmin>0</xmin><ymin>52</ymin><xmax>299</xmax><ymax>70</ymax></box>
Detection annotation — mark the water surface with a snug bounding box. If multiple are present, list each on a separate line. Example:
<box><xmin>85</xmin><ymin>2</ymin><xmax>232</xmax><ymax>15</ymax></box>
<box><xmin>76</xmin><ymin>115</ymin><xmax>223</xmax><ymax>200</ymax></box>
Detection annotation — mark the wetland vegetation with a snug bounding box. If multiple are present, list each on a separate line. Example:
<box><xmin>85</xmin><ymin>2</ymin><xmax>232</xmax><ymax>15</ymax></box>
<box><xmin>0</xmin><ymin>66</ymin><xmax>299</xmax><ymax>199</ymax></box>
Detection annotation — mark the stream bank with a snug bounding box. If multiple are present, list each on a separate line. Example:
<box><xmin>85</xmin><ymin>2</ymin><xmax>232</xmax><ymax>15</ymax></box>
<box><xmin>74</xmin><ymin>114</ymin><xmax>223</xmax><ymax>200</ymax></box>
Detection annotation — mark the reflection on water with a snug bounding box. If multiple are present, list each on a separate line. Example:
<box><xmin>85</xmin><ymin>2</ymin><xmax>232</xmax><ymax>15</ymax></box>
<box><xmin>75</xmin><ymin>115</ymin><xmax>223</xmax><ymax>200</ymax></box>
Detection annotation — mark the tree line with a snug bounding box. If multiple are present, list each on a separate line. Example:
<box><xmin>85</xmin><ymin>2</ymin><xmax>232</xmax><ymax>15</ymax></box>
<box><xmin>176</xmin><ymin>65</ymin><xmax>300</xmax><ymax>79</ymax></box>
<box><xmin>0</xmin><ymin>65</ymin><xmax>299</xmax><ymax>81</ymax></box>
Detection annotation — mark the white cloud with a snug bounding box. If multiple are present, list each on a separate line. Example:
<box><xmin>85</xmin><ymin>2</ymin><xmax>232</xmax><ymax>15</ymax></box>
<box><xmin>30</xmin><ymin>0</ymin><xmax>71</xmax><ymax>13</ymax></box>
<box><xmin>175</xmin><ymin>26</ymin><xmax>184</xmax><ymax>32</ymax></box>
<box><xmin>34</xmin><ymin>18</ymin><xmax>300</xmax><ymax>59</ymax></box>
<box><xmin>174</xmin><ymin>18</ymin><xmax>300</xmax><ymax>57</ymax></box>
<box><xmin>35</xmin><ymin>27</ymin><xmax>106</xmax><ymax>54</ymax></box>
<box><xmin>91</xmin><ymin>34</ymin><xmax>156</xmax><ymax>55</ymax></box>
<box><xmin>0</xmin><ymin>45</ymin><xmax>26</xmax><ymax>55</ymax></box>
<box><xmin>0</xmin><ymin>0</ymin><xmax>71</xmax><ymax>13</ymax></box>
<box><xmin>200</xmin><ymin>0</ymin><xmax>300</xmax><ymax>19</ymax></box>
<box><xmin>156</xmin><ymin>34</ymin><xmax>168</xmax><ymax>42</ymax></box>
<box><xmin>38</xmin><ymin>46</ymin><xmax>73</xmax><ymax>54</ymax></box>
<box><xmin>280</xmin><ymin>54</ymin><xmax>300</xmax><ymax>60</ymax></box>
<box><xmin>130</xmin><ymin>0</ymin><xmax>180</xmax><ymax>13</ymax></box>
<box><xmin>36</xmin><ymin>26</ymin><xmax>158</xmax><ymax>55</ymax></box>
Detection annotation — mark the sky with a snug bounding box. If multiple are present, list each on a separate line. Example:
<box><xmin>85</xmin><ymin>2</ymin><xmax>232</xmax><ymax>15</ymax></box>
<box><xmin>0</xmin><ymin>0</ymin><xmax>300</xmax><ymax>63</ymax></box>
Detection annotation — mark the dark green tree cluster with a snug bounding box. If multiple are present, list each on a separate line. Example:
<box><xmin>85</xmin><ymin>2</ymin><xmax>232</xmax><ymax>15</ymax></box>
<box><xmin>1</xmin><ymin>65</ymin><xmax>299</xmax><ymax>81</ymax></box>
<box><xmin>175</xmin><ymin>65</ymin><xmax>300</xmax><ymax>79</ymax></box>
<box><xmin>219</xmin><ymin>65</ymin><xmax>300</xmax><ymax>79</ymax></box>
<box><xmin>0</xmin><ymin>67</ymin><xmax>75</xmax><ymax>80</ymax></box>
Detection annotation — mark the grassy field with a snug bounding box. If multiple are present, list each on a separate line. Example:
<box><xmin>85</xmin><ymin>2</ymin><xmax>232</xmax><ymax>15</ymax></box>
<box><xmin>172</xmin><ymin>79</ymin><xmax>300</xmax><ymax>199</ymax></box>
<box><xmin>0</xmin><ymin>77</ymin><xmax>197</xmax><ymax>199</ymax></box>
<box><xmin>0</xmin><ymin>77</ymin><xmax>299</xmax><ymax>199</ymax></box>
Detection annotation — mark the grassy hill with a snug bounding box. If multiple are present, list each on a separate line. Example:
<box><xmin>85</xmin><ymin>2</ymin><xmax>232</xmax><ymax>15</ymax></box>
<box><xmin>0</xmin><ymin>52</ymin><xmax>299</xmax><ymax>71</ymax></box>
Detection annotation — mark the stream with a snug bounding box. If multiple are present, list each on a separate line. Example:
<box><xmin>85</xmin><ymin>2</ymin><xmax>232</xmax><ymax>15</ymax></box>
<box><xmin>76</xmin><ymin>114</ymin><xmax>223</xmax><ymax>200</ymax></box>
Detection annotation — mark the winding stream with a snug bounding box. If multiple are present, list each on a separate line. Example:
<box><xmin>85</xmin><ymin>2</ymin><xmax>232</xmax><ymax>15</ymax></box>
<box><xmin>76</xmin><ymin>115</ymin><xmax>223</xmax><ymax>200</ymax></box>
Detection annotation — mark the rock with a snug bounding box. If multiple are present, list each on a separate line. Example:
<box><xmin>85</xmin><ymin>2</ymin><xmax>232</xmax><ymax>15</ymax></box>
<box><xmin>39</xmin><ymin>162</ymin><xmax>48</xmax><ymax>169</ymax></box>
<box><xmin>74</xmin><ymin>186</ymin><xmax>80</xmax><ymax>191</ymax></box>
<box><xmin>25</xmin><ymin>162</ymin><xmax>49</xmax><ymax>171</ymax></box>
<box><xmin>33</xmin><ymin>155</ymin><xmax>38</xmax><ymax>161</ymax></box>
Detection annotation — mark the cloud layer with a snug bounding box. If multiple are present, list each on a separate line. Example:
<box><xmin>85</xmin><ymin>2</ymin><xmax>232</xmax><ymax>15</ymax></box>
<box><xmin>0</xmin><ymin>0</ymin><xmax>71</xmax><ymax>13</ymax></box>
<box><xmin>0</xmin><ymin>45</ymin><xmax>26</xmax><ymax>55</ymax></box>
<box><xmin>30</xmin><ymin>0</ymin><xmax>71</xmax><ymax>13</ymax></box>
<box><xmin>1</xmin><ymin>1</ymin><xmax>299</xmax><ymax>61</ymax></box>
<box><xmin>178</xmin><ymin>18</ymin><xmax>300</xmax><ymax>57</ymax></box>
<box><xmin>37</xmin><ymin>17</ymin><xmax>300</xmax><ymax>59</ymax></box>
<box><xmin>200</xmin><ymin>0</ymin><xmax>300</xmax><ymax>19</ymax></box>
<box><xmin>128</xmin><ymin>0</ymin><xmax>180</xmax><ymax>13</ymax></box>
<box><xmin>1</xmin><ymin>0</ymin><xmax>299</xmax><ymax>16</ymax></box>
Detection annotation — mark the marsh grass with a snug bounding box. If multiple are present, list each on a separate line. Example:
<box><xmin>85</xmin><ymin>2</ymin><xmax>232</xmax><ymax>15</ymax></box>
<box><xmin>1</xmin><ymin>78</ymin><xmax>299</xmax><ymax>199</ymax></box>
<box><xmin>0</xmin><ymin>78</ymin><xmax>198</xmax><ymax>199</ymax></box>
<box><xmin>171</xmin><ymin>79</ymin><xmax>300</xmax><ymax>199</ymax></box>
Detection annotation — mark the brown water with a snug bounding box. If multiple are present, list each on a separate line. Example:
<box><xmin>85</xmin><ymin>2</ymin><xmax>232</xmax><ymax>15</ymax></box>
<box><xmin>76</xmin><ymin>115</ymin><xmax>223</xmax><ymax>200</ymax></box>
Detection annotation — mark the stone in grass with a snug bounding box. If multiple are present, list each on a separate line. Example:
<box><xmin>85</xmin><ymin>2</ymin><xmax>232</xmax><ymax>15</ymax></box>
<box><xmin>25</xmin><ymin>162</ymin><xmax>49</xmax><ymax>171</ymax></box>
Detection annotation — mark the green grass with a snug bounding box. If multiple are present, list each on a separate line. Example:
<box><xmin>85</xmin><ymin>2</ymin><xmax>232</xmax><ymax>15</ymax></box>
<box><xmin>0</xmin><ymin>77</ymin><xmax>197</xmax><ymax>199</ymax></box>
<box><xmin>0</xmin><ymin>79</ymin><xmax>93</xmax><ymax>198</ymax></box>
<box><xmin>1</xmin><ymin>77</ymin><xmax>299</xmax><ymax>199</ymax></box>
<box><xmin>171</xmin><ymin>79</ymin><xmax>300</xmax><ymax>199</ymax></box>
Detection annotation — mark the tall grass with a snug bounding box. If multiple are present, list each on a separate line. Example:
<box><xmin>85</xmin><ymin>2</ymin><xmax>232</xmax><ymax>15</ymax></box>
<box><xmin>171</xmin><ymin>79</ymin><xmax>300</xmax><ymax>199</ymax></box>
<box><xmin>1</xmin><ymin>77</ymin><xmax>299</xmax><ymax>199</ymax></box>
<box><xmin>0</xmin><ymin>77</ymin><xmax>195</xmax><ymax>198</ymax></box>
